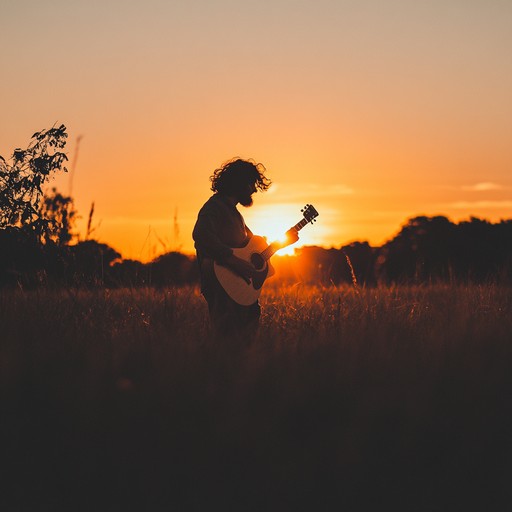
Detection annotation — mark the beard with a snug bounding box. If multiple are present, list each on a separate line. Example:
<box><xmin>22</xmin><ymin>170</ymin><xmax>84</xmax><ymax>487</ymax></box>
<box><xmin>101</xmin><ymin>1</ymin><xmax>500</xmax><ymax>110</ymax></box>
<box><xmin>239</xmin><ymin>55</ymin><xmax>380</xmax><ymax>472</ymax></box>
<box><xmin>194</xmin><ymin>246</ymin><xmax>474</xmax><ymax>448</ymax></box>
<box><xmin>239</xmin><ymin>194</ymin><xmax>254</xmax><ymax>207</ymax></box>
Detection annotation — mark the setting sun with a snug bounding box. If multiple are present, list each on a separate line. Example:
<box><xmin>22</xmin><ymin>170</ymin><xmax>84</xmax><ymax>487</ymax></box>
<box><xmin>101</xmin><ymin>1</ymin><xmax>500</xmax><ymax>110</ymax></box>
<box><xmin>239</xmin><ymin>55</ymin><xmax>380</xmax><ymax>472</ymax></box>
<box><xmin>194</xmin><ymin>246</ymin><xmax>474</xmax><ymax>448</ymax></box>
<box><xmin>244</xmin><ymin>203</ymin><xmax>317</xmax><ymax>256</ymax></box>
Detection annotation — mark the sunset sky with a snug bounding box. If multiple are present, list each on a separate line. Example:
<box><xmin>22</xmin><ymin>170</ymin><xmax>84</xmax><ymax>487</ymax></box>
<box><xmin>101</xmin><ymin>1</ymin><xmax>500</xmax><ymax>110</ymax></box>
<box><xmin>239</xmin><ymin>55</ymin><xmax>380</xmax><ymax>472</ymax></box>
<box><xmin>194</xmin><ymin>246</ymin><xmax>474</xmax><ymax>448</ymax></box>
<box><xmin>1</xmin><ymin>0</ymin><xmax>511</xmax><ymax>261</ymax></box>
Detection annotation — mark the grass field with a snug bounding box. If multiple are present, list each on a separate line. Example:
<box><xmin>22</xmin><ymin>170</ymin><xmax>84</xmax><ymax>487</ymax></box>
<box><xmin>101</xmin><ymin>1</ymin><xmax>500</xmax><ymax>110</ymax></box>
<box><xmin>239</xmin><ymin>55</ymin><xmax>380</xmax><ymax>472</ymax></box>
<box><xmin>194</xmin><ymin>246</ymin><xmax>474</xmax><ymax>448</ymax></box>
<box><xmin>1</xmin><ymin>283</ymin><xmax>512</xmax><ymax>511</ymax></box>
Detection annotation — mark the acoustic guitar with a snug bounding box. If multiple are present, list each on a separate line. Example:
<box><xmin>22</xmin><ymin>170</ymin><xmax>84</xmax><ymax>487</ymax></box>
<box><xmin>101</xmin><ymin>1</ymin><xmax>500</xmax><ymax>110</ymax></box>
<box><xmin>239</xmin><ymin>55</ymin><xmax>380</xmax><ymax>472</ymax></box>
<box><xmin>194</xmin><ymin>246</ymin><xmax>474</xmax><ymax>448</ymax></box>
<box><xmin>214</xmin><ymin>204</ymin><xmax>319</xmax><ymax>305</ymax></box>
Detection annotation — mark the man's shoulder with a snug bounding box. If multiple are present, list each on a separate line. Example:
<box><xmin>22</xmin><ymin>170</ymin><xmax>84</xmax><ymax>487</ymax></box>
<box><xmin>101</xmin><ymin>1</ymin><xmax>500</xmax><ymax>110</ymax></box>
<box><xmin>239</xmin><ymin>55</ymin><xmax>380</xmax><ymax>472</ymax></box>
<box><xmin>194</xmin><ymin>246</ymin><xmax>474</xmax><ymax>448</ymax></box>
<box><xmin>199</xmin><ymin>194</ymin><xmax>229</xmax><ymax>214</ymax></box>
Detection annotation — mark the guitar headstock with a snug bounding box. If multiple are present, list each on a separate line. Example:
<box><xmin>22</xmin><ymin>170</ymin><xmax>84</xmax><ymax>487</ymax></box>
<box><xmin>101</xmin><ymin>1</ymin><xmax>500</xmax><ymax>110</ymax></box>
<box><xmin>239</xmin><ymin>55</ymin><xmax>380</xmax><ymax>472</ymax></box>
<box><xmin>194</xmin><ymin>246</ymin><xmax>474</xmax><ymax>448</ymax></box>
<box><xmin>301</xmin><ymin>204</ymin><xmax>319</xmax><ymax>224</ymax></box>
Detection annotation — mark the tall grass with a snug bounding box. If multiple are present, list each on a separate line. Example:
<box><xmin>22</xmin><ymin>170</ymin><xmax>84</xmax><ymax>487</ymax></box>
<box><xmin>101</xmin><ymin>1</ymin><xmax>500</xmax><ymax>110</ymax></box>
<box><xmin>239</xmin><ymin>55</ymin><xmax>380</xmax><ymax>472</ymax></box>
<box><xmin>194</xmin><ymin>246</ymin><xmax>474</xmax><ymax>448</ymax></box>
<box><xmin>1</xmin><ymin>284</ymin><xmax>512</xmax><ymax>511</ymax></box>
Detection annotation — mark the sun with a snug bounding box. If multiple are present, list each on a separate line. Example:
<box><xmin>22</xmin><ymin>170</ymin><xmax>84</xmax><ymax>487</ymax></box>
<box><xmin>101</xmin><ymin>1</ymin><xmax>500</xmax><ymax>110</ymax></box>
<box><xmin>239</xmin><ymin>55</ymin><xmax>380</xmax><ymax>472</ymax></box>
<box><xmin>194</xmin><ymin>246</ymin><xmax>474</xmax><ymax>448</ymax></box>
<box><xmin>244</xmin><ymin>203</ymin><xmax>312</xmax><ymax>256</ymax></box>
<box><xmin>261</xmin><ymin>224</ymin><xmax>297</xmax><ymax>256</ymax></box>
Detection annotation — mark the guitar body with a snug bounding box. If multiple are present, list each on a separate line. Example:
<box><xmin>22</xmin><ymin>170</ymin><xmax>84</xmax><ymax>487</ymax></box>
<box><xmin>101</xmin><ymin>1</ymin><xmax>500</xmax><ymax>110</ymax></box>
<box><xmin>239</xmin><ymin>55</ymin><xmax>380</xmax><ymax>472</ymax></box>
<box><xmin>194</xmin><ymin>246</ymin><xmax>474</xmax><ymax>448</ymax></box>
<box><xmin>214</xmin><ymin>235</ymin><xmax>275</xmax><ymax>306</ymax></box>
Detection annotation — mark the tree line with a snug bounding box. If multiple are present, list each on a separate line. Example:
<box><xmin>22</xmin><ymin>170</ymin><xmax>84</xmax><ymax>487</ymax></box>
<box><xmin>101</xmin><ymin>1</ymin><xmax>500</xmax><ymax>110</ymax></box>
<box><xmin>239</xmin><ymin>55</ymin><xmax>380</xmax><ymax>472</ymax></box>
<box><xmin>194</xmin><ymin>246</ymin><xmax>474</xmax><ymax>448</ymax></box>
<box><xmin>2</xmin><ymin>126</ymin><xmax>511</xmax><ymax>288</ymax></box>
<box><xmin>275</xmin><ymin>215</ymin><xmax>512</xmax><ymax>286</ymax></box>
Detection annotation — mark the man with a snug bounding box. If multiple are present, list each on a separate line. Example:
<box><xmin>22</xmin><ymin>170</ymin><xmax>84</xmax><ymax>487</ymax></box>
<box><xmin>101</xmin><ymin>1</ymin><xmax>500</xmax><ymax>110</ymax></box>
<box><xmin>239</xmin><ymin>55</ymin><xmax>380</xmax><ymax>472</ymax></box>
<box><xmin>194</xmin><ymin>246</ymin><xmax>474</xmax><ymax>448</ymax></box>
<box><xmin>193</xmin><ymin>158</ymin><xmax>298</xmax><ymax>339</ymax></box>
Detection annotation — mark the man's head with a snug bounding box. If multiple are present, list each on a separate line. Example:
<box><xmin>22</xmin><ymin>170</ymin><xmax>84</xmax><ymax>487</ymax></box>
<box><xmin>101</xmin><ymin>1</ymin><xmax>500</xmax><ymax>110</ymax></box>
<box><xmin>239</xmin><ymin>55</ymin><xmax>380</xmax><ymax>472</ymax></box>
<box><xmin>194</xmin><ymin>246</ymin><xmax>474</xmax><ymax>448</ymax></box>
<box><xmin>210</xmin><ymin>158</ymin><xmax>271</xmax><ymax>206</ymax></box>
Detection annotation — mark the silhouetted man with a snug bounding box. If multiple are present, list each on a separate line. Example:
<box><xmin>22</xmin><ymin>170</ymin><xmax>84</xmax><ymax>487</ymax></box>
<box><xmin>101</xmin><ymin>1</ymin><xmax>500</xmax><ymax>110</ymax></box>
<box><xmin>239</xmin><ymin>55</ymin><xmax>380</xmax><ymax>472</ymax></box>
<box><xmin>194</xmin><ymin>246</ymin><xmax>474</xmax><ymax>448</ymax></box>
<box><xmin>193</xmin><ymin>158</ymin><xmax>298</xmax><ymax>340</ymax></box>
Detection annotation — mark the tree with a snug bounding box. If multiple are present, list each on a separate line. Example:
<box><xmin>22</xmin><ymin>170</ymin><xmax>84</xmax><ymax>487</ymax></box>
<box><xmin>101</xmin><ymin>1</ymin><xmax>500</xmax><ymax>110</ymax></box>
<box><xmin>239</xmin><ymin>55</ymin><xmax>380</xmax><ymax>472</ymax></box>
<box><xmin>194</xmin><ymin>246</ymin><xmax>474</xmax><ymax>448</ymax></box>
<box><xmin>375</xmin><ymin>216</ymin><xmax>458</xmax><ymax>282</ymax></box>
<box><xmin>0</xmin><ymin>124</ymin><xmax>68</xmax><ymax>239</ymax></box>
<box><xmin>39</xmin><ymin>187</ymin><xmax>78</xmax><ymax>245</ymax></box>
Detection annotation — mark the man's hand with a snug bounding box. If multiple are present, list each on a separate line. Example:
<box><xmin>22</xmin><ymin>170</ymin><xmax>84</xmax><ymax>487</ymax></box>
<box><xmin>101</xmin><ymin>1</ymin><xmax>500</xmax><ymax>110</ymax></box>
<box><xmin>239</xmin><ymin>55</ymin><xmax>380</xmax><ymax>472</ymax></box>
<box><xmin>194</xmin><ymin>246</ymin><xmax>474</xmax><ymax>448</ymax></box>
<box><xmin>283</xmin><ymin>228</ymin><xmax>299</xmax><ymax>248</ymax></box>
<box><xmin>224</xmin><ymin>254</ymin><xmax>255</xmax><ymax>284</ymax></box>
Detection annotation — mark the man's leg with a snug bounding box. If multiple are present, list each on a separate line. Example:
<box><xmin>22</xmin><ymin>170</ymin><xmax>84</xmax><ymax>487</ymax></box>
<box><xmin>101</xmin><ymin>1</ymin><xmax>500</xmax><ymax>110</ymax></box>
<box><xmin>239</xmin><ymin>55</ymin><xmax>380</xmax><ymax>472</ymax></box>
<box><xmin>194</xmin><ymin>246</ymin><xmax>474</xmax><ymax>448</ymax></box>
<box><xmin>203</xmin><ymin>283</ymin><xmax>260</xmax><ymax>341</ymax></box>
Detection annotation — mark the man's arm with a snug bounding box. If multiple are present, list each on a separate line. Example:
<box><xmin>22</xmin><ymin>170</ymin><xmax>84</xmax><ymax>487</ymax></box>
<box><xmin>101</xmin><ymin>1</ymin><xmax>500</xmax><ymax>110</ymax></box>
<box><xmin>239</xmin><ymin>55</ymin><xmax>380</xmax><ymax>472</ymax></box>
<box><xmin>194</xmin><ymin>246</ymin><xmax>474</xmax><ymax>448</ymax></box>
<box><xmin>222</xmin><ymin>253</ymin><xmax>256</xmax><ymax>283</ymax></box>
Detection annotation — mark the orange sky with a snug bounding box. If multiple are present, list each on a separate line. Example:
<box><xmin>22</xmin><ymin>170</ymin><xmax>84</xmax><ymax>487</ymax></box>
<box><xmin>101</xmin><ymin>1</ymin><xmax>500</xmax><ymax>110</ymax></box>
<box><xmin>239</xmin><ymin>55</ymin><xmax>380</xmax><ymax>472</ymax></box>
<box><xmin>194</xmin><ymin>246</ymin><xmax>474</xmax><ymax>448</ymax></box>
<box><xmin>1</xmin><ymin>0</ymin><xmax>511</xmax><ymax>261</ymax></box>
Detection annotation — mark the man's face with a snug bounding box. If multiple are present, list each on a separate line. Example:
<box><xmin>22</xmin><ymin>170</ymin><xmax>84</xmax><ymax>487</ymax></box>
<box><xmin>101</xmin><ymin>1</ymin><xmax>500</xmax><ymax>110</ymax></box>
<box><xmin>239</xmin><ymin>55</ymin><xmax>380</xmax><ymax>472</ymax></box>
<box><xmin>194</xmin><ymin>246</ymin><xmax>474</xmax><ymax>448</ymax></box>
<box><xmin>238</xmin><ymin>181</ymin><xmax>257</xmax><ymax>207</ymax></box>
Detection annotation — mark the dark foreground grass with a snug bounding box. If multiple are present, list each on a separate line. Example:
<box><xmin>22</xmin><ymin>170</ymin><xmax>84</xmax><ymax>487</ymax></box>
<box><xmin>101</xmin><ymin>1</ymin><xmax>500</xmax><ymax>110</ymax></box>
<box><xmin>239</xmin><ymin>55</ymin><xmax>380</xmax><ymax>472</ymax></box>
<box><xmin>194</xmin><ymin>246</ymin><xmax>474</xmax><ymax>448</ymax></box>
<box><xmin>1</xmin><ymin>284</ymin><xmax>512</xmax><ymax>511</ymax></box>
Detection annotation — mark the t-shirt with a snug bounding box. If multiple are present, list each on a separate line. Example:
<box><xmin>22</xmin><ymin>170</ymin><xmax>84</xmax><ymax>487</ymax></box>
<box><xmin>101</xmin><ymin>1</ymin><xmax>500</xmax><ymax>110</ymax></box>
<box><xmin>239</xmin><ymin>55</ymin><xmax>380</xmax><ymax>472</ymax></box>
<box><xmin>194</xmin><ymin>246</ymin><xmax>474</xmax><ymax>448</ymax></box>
<box><xmin>192</xmin><ymin>193</ymin><xmax>253</xmax><ymax>267</ymax></box>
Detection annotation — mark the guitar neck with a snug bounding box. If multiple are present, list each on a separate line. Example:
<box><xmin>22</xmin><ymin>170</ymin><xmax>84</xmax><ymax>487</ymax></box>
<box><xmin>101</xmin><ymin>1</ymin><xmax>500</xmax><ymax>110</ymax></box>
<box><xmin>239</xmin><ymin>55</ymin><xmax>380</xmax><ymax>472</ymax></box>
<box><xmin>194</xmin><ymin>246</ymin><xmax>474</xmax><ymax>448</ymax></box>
<box><xmin>260</xmin><ymin>242</ymin><xmax>282</xmax><ymax>262</ymax></box>
<box><xmin>293</xmin><ymin>218</ymin><xmax>311</xmax><ymax>232</ymax></box>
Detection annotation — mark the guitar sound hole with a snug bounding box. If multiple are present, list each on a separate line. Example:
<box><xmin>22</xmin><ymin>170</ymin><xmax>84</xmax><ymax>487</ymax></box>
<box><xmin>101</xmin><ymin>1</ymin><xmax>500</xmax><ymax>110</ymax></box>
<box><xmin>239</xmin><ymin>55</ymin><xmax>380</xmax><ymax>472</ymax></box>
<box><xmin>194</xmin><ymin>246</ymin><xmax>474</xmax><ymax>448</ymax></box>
<box><xmin>251</xmin><ymin>253</ymin><xmax>265</xmax><ymax>270</ymax></box>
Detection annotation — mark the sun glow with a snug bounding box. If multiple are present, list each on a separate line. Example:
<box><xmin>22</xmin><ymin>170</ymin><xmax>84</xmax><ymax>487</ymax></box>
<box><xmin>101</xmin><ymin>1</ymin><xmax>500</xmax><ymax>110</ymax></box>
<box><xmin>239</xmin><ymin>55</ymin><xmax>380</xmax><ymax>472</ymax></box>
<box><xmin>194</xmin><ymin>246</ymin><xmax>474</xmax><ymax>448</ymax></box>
<box><xmin>265</xmin><ymin>226</ymin><xmax>297</xmax><ymax>256</ymax></box>
<box><xmin>245</xmin><ymin>203</ymin><xmax>314</xmax><ymax>256</ymax></box>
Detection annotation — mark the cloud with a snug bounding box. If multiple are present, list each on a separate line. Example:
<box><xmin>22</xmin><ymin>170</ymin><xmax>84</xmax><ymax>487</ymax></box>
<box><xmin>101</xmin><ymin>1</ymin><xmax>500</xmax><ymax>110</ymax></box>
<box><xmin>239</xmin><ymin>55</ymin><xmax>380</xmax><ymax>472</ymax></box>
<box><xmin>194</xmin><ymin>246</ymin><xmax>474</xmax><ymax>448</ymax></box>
<box><xmin>461</xmin><ymin>182</ymin><xmax>504</xmax><ymax>192</ymax></box>
<box><xmin>448</xmin><ymin>200</ymin><xmax>512</xmax><ymax>209</ymax></box>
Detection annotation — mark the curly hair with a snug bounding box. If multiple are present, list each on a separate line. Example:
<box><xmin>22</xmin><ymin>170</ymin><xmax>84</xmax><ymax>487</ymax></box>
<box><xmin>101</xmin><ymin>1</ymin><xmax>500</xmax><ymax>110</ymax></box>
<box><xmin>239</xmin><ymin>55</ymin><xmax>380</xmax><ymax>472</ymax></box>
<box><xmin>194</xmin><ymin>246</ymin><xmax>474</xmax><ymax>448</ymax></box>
<box><xmin>210</xmin><ymin>158</ymin><xmax>271</xmax><ymax>195</ymax></box>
